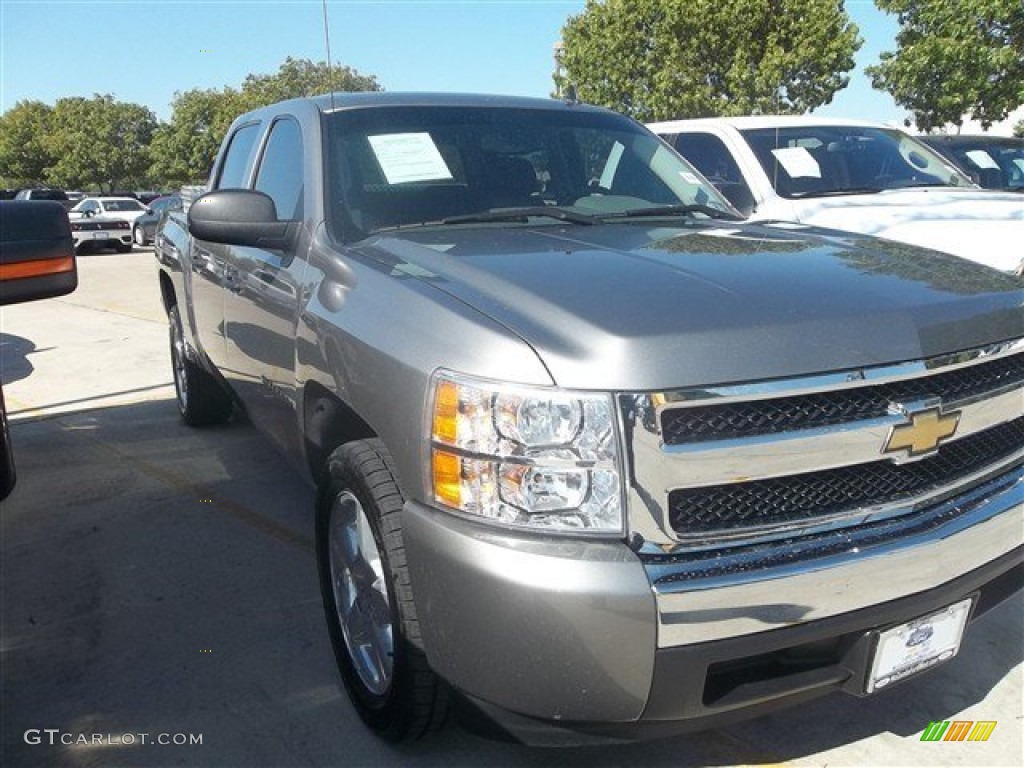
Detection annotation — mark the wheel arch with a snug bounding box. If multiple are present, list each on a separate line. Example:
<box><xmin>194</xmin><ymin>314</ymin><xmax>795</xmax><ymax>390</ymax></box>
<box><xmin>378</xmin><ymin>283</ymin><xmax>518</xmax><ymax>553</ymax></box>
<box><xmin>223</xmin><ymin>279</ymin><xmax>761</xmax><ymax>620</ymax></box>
<box><xmin>158</xmin><ymin>269</ymin><xmax>176</xmax><ymax>315</ymax></box>
<box><xmin>303</xmin><ymin>380</ymin><xmax>377</xmax><ymax>484</ymax></box>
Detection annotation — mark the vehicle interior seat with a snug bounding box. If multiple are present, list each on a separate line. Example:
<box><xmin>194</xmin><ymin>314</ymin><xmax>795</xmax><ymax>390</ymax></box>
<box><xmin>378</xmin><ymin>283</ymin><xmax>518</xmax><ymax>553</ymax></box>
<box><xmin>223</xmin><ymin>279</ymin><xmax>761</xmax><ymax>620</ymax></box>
<box><xmin>483</xmin><ymin>155</ymin><xmax>539</xmax><ymax>208</ymax></box>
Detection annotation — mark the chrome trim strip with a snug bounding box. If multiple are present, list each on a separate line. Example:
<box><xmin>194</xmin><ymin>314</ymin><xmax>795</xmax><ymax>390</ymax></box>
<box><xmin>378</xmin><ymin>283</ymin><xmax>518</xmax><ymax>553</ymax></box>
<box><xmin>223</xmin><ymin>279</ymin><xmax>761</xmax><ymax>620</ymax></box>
<box><xmin>652</xmin><ymin>338</ymin><xmax>1023</xmax><ymax>406</ymax></box>
<box><xmin>658</xmin><ymin>385</ymin><xmax>1021</xmax><ymax>488</ymax></box>
<box><xmin>646</xmin><ymin>468</ymin><xmax>1023</xmax><ymax>648</ymax></box>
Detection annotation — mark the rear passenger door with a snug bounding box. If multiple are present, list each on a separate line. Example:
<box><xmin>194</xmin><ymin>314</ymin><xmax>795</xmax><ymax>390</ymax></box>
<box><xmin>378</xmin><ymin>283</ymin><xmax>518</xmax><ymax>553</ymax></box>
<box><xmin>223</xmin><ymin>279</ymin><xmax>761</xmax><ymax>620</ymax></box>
<box><xmin>222</xmin><ymin>116</ymin><xmax>307</xmax><ymax>448</ymax></box>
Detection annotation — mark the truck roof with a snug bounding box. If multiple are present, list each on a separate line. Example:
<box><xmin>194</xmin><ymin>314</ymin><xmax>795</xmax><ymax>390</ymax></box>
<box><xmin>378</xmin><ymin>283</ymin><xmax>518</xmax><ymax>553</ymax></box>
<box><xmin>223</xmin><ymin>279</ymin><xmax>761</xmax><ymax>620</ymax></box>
<box><xmin>236</xmin><ymin>91</ymin><xmax>617</xmax><ymax>120</ymax></box>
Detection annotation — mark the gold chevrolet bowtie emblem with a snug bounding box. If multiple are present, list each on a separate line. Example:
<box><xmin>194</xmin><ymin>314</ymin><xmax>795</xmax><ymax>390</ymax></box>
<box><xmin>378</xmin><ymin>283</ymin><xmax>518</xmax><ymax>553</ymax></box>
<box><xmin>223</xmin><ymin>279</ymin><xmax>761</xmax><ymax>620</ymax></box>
<box><xmin>883</xmin><ymin>405</ymin><xmax>961</xmax><ymax>459</ymax></box>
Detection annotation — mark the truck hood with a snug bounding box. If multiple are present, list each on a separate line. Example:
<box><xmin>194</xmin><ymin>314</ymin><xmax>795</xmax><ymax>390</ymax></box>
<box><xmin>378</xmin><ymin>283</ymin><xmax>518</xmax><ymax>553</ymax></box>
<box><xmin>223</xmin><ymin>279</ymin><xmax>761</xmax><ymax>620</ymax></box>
<box><xmin>357</xmin><ymin>222</ymin><xmax>1022</xmax><ymax>390</ymax></box>
<box><xmin>782</xmin><ymin>187</ymin><xmax>1024</xmax><ymax>272</ymax></box>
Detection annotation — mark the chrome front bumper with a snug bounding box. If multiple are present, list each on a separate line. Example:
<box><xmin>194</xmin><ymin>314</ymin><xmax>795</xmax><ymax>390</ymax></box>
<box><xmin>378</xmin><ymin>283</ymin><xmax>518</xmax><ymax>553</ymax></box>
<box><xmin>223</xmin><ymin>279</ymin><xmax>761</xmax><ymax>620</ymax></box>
<box><xmin>645</xmin><ymin>465</ymin><xmax>1023</xmax><ymax>647</ymax></box>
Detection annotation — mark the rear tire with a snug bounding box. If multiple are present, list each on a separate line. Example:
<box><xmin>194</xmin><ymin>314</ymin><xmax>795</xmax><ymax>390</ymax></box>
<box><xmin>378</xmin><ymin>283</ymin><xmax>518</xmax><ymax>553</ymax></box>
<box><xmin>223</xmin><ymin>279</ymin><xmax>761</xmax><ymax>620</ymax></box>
<box><xmin>316</xmin><ymin>439</ymin><xmax>447</xmax><ymax>741</ymax></box>
<box><xmin>168</xmin><ymin>305</ymin><xmax>233</xmax><ymax>426</ymax></box>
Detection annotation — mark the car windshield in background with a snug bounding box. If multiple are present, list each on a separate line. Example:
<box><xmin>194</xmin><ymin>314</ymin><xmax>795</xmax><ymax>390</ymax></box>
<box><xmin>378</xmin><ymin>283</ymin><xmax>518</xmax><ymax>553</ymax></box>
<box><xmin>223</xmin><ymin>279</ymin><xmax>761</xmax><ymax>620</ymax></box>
<box><xmin>923</xmin><ymin>137</ymin><xmax>1024</xmax><ymax>192</ymax></box>
<box><xmin>740</xmin><ymin>126</ymin><xmax>975</xmax><ymax>199</ymax></box>
<box><xmin>325</xmin><ymin>106</ymin><xmax>736</xmax><ymax>241</ymax></box>
<box><xmin>105</xmin><ymin>200</ymin><xmax>146</xmax><ymax>211</ymax></box>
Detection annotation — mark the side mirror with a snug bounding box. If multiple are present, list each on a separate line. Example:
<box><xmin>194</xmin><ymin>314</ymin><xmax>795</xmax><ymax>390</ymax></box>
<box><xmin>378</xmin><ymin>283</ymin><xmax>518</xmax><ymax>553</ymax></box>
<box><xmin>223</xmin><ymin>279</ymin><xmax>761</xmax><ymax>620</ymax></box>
<box><xmin>145</xmin><ymin>207</ymin><xmax>154</xmax><ymax>215</ymax></box>
<box><xmin>0</xmin><ymin>201</ymin><xmax>78</xmax><ymax>306</ymax></box>
<box><xmin>188</xmin><ymin>190</ymin><xmax>298</xmax><ymax>251</ymax></box>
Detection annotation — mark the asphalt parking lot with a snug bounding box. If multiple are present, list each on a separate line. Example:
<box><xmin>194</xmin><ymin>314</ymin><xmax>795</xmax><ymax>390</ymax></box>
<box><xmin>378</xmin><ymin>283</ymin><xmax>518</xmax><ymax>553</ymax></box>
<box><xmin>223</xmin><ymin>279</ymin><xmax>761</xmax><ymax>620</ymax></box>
<box><xmin>1</xmin><ymin>248</ymin><xmax>1021</xmax><ymax>768</ymax></box>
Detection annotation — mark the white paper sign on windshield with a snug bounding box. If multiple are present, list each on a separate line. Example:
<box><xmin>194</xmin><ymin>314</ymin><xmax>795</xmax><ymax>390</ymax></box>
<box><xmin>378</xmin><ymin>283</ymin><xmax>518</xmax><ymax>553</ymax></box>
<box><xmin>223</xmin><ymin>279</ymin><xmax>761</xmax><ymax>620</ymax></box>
<box><xmin>368</xmin><ymin>133</ymin><xmax>453</xmax><ymax>184</ymax></box>
<box><xmin>965</xmin><ymin>149</ymin><xmax>999</xmax><ymax>170</ymax></box>
<box><xmin>771</xmin><ymin>147</ymin><xmax>821</xmax><ymax>178</ymax></box>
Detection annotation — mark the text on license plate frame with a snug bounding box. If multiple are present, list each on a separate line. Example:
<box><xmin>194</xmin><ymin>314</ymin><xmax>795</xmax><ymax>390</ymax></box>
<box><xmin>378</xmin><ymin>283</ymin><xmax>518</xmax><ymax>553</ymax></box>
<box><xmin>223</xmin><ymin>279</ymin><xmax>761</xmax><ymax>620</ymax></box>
<box><xmin>866</xmin><ymin>597</ymin><xmax>972</xmax><ymax>694</ymax></box>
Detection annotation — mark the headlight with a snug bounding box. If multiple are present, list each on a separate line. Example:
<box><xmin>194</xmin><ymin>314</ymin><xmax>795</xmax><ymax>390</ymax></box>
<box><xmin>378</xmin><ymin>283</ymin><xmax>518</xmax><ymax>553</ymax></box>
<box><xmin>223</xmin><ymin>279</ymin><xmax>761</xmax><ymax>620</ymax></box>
<box><xmin>429</xmin><ymin>371</ymin><xmax>624</xmax><ymax>534</ymax></box>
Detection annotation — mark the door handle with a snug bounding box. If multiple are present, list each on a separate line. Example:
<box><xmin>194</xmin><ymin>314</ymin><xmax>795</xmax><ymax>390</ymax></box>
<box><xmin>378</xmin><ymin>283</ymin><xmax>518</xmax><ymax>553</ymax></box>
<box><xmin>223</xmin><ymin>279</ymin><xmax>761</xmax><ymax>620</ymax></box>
<box><xmin>224</xmin><ymin>266</ymin><xmax>243</xmax><ymax>294</ymax></box>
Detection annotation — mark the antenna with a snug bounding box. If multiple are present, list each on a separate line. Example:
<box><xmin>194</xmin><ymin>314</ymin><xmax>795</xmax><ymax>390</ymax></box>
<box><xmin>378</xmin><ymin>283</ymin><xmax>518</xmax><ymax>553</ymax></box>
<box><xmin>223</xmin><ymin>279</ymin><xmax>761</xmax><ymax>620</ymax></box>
<box><xmin>322</xmin><ymin>0</ymin><xmax>336</xmax><ymax>111</ymax></box>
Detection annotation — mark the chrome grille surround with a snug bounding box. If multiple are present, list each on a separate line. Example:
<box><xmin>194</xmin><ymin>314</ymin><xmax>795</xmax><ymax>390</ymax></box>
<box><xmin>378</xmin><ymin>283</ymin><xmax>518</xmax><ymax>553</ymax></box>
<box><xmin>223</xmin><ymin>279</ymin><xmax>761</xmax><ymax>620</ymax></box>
<box><xmin>620</xmin><ymin>338</ymin><xmax>1024</xmax><ymax>649</ymax></box>
<box><xmin>621</xmin><ymin>338</ymin><xmax>1024</xmax><ymax>553</ymax></box>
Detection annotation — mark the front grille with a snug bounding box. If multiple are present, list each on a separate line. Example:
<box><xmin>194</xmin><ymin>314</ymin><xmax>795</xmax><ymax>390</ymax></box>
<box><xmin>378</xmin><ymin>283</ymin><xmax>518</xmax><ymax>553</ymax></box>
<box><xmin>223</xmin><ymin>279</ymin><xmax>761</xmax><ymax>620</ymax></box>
<box><xmin>668</xmin><ymin>418</ymin><xmax>1023</xmax><ymax>536</ymax></box>
<box><xmin>661</xmin><ymin>353</ymin><xmax>1023</xmax><ymax>445</ymax></box>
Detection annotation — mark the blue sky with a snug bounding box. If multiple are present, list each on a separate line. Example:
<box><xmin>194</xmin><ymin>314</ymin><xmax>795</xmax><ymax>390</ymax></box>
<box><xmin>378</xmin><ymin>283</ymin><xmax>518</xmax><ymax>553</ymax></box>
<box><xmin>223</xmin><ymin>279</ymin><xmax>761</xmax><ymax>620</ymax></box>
<box><xmin>0</xmin><ymin>0</ymin><xmax>907</xmax><ymax>125</ymax></box>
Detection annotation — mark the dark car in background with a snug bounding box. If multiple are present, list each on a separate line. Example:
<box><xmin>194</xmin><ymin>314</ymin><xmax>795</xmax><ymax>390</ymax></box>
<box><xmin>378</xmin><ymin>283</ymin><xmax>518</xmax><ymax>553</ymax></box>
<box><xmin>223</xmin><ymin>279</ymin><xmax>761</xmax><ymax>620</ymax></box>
<box><xmin>134</xmin><ymin>191</ymin><xmax>167</xmax><ymax>205</ymax></box>
<box><xmin>0</xmin><ymin>201</ymin><xmax>78</xmax><ymax>499</ymax></box>
<box><xmin>131</xmin><ymin>195</ymin><xmax>181</xmax><ymax>246</ymax></box>
<box><xmin>12</xmin><ymin>188</ymin><xmax>76</xmax><ymax>210</ymax></box>
<box><xmin>921</xmin><ymin>135</ymin><xmax>1024</xmax><ymax>191</ymax></box>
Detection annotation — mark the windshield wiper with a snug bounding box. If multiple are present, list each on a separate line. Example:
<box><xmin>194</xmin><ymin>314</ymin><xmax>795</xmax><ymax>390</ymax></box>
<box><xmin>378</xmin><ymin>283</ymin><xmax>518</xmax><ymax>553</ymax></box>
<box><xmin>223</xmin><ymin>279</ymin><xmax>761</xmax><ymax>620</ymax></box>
<box><xmin>601</xmin><ymin>204</ymin><xmax>743</xmax><ymax>222</ymax></box>
<box><xmin>790</xmin><ymin>187</ymin><xmax>885</xmax><ymax>199</ymax></box>
<box><xmin>438</xmin><ymin>206</ymin><xmax>599</xmax><ymax>226</ymax></box>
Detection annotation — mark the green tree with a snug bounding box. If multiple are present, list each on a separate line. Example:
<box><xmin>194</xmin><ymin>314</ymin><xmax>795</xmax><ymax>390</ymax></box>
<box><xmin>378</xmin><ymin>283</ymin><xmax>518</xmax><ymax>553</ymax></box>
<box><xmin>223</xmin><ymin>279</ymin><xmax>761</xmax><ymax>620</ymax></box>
<box><xmin>149</xmin><ymin>57</ymin><xmax>381</xmax><ymax>187</ymax></box>
<box><xmin>1014</xmin><ymin>120</ymin><xmax>1023</xmax><ymax>138</ymax></box>
<box><xmin>45</xmin><ymin>95</ymin><xmax>157</xmax><ymax>192</ymax></box>
<box><xmin>867</xmin><ymin>0</ymin><xmax>1024</xmax><ymax>131</ymax></box>
<box><xmin>239</xmin><ymin>56</ymin><xmax>381</xmax><ymax>110</ymax></box>
<box><xmin>0</xmin><ymin>100</ymin><xmax>55</xmax><ymax>186</ymax></box>
<box><xmin>149</xmin><ymin>88</ymin><xmax>247</xmax><ymax>187</ymax></box>
<box><xmin>557</xmin><ymin>0</ymin><xmax>862</xmax><ymax>122</ymax></box>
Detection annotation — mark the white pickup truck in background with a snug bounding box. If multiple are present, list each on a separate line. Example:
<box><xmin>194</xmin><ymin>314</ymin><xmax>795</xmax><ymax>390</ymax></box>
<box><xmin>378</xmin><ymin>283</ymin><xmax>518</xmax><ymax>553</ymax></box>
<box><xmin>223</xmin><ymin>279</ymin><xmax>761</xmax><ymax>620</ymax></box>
<box><xmin>649</xmin><ymin>116</ymin><xmax>1024</xmax><ymax>274</ymax></box>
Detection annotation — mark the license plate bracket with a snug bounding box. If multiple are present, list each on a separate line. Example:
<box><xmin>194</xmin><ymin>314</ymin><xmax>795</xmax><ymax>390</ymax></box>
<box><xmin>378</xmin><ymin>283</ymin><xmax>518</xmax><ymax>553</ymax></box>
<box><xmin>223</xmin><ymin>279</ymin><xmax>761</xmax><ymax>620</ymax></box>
<box><xmin>866</xmin><ymin>597</ymin><xmax>972</xmax><ymax>693</ymax></box>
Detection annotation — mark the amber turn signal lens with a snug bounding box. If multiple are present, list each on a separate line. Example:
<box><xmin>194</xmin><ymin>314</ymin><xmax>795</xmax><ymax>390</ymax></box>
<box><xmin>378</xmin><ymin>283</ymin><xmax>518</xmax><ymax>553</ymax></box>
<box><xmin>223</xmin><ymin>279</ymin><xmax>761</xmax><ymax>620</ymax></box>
<box><xmin>432</xmin><ymin>448</ymin><xmax>462</xmax><ymax>507</ymax></box>
<box><xmin>432</xmin><ymin>379</ymin><xmax>460</xmax><ymax>444</ymax></box>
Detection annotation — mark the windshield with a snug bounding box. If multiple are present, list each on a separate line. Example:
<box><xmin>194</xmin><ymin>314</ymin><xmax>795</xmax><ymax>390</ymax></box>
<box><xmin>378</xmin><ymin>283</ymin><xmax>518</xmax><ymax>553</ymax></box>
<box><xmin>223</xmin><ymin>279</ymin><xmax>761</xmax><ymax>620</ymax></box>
<box><xmin>928</xmin><ymin>139</ymin><xmax>1024</xmax><ymax>191</ymax></box>
<box><xmin>325</xmin><ymin>105</ymin><xmax>736</xmax><ymax>241</ymax></box>
<box><xmin>740</xmin><ymin>125</ymin><xmax>974</xmax><ymax>198</ymax></box>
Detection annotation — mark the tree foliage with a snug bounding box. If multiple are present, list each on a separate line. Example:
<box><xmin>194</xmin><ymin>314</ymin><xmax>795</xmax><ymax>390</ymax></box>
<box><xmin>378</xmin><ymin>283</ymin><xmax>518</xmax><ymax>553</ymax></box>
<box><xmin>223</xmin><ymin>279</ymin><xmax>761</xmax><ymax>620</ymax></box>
<box><xmin>239</xmin><ymin>56</ymin><xmax>381</xmax><ymax>109</ymax></box>
<box><xmin>1015</xmin><ymin>120</ymin><xmax>1024</xmax><ymax>138</ymax></box>
<box><xmin>44</xmin><ymin>95</ymin><xmax>157</xmax><ymax>192</ymax></box>
<box><xmin>867</xmin><ymin>0</ymin><xmax>1024</xmax><ymax>131</ymax></box>
<box><xmin>149</xmin><ymin>88</ymin><xmax>248</xmax><ymax>187</ymax></box>
<box><xmin>557</xmin><ymin>0</ymin><xmax>862</xmax><ymax>122</ymax></box>
<box><xmin>0</xmin><ymin>100</ymin><xmax>54</xmax><ymax>186</ymax></box>
<box><xmin>0</xmin><ymin>57</ymin><xmax>381</xmax><ymax>191</ymax></box>
<box><xmin>150</xmin><ymin>57</ymin><xmax>381</xmax><ymax>185</ymax></box>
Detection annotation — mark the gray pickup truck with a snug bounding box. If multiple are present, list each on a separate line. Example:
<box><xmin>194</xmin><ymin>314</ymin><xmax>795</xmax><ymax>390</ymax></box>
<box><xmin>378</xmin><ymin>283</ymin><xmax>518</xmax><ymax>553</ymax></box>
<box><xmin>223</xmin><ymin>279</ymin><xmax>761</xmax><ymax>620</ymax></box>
<box><xmin>154</xmin><ymin>92</ymin><xmax>1023</xmax><ymax>745</ymax></box>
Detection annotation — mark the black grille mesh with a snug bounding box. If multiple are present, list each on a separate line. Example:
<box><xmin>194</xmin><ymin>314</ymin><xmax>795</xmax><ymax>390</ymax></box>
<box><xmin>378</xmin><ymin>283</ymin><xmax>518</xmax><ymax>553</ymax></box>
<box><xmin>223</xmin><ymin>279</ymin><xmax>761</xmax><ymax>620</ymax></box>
<box><xmin>661</xmin><ymin>354</ymin><xmax>1023</xmax><ymax>445</ymax></box>
<box><xmin>668</xmin><ymin>418</ymin><xmax>1023</xmax><ymax>535</ymax></box>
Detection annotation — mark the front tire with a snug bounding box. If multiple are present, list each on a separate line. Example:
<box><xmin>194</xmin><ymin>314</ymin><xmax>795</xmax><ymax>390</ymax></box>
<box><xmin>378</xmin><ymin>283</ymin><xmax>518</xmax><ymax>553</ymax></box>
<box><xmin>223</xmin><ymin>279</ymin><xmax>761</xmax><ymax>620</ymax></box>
<box><xmin>168</xmin><ymin>305</ymin><xmax>233</xmax><ymax>426</ymax></box>
<box><xmin>114</xmin><ymin>241</ymin><xmax>131</xmax><ymax>253</ymax></box>
<box><xmin>316</xmin><ymin>439</ymin><xmax>447</xmax><ymax>741</ymax></box>
<box><xmin>133</xmin><ymin>225</ymin><xmax>146</xmax><ymax>246</ymax></box>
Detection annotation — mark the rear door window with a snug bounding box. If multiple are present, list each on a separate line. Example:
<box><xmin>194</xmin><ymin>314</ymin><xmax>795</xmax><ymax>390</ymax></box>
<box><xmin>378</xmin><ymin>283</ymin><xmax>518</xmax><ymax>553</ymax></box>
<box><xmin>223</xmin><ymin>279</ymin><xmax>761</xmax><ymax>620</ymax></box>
<box><xmin>215</xmin><ymin>123</ymin><xmax>262</xmax><ymax>190</ymax></box>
